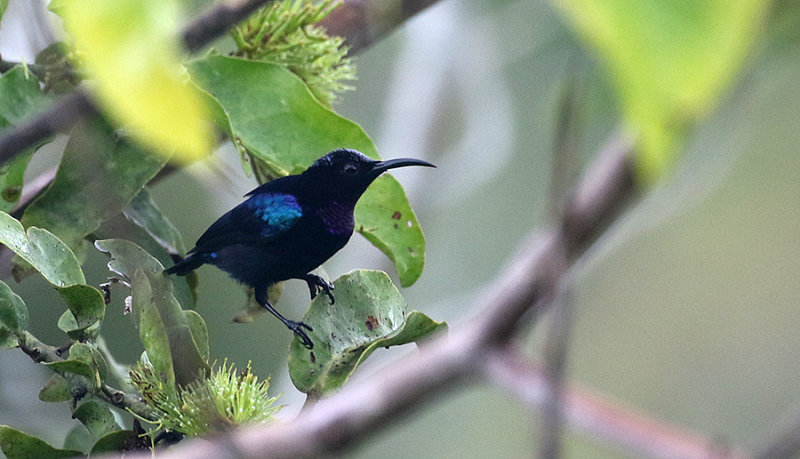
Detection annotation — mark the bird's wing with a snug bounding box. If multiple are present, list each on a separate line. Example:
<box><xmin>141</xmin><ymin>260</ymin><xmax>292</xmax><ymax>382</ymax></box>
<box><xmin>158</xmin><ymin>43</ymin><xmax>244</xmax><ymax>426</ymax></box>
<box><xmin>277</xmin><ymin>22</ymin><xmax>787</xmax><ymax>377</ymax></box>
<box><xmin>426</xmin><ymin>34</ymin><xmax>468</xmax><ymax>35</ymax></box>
<box><xmin>190</xmin><ymin>192</ymin><xmax>303</xmax><ymax>252</ymax></box>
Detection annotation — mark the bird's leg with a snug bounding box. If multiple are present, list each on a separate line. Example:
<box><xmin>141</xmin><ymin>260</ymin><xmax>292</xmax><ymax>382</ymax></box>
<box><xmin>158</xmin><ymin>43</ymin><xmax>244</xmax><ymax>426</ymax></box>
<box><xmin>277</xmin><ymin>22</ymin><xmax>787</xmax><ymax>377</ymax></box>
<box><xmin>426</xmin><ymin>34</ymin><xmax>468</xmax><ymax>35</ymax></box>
<box><xmin>255</xmin><ymin>287</ymin><xmax>314</xmax><ymax>349</ymax></box>
<box><xmin>301</xmin><ymin>273</ymin><xmax>335</xmax><ymax>304</ymax></box>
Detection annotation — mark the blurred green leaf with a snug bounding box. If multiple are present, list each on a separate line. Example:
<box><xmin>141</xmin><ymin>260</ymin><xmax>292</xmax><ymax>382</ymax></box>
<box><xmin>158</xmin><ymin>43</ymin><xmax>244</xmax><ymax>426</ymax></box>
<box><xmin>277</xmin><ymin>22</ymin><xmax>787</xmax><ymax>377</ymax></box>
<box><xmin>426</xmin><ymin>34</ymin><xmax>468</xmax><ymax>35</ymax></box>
<box><xmin>123</xmin><ymin>187</ymin><xmax>187</xmax><ymax>256</ymax></box>
<box><xmin>0</xmin><ymin>66</ymin><xmax>51</xmax><ymax>212</ymax></box>
<box><xmin>39</xmin><ymin>374</ymin><xmax>72</xmax><ymax>402</ymax></box>
<box><xmin>554</xmin><ymin>0</ymin><xmax>769</xmax><ymax>181</ymax></box>
<box><xmin>0</xmin><ymin>65</ymin><xmax>51</xmax><ymax>124</ymax></box>
<box><xmin>187</xmin><ymin>56</ymin><xmax>428</xmax><ymax>286</ymax></box>
<box><xmin>289</xmin><ymin>270</ymin><xmax>446</xmax><ymax>395</ymax></box>
<box><xmin>0</xmin><ymin>211</ymin><xmax>106</xmax><ymax>336</ymax></box>
<box><xmin>95</xmin><ymin>239</ymin><xmax>210</xmax><ymax>386</ymax></box>
<box><xmin>22</xmin><ymin>115</ymin><xmax>168</xmax><ymax>262</ymax></box>
<box><xmin>35</xmin><ymin>43</ymin><xmax>79</xmax><ymax>94</ymax></box>
<box><xmin>0</xmin><ymin>1</ymin><xmax>8</xmax><ymax>19</ymax></box>
<box><xmin>73</xmin><ymin>401</ymin><xmax>120</xmax><ymax>440</ymax></box>
<box><xmin>60</xmin><ymin>0</ymin><xmax>212</xmax><ymax>160</ymax></box>
<box><xmin>90</xmin><ymin>430</ymin><xmax>150</xmax><ymax>455</ymax></box>
<box><xmin>0</xmin><ymin>280</ymin><xmax>26</xmax><ymax>349</ymax></box>
<box><xmin>0</xmin><ymin>426</ymin><xmax>82</xmax><ymax>459</ymax></box>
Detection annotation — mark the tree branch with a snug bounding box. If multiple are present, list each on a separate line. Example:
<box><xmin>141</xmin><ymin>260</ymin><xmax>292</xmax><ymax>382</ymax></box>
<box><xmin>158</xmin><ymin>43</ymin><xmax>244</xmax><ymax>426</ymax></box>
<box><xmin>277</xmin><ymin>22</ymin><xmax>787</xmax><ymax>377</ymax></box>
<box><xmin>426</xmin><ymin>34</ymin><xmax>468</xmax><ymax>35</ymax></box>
<box><xmin>17</xmin><ymin>331</ymin><xmax>157</xmax><ymax>420</ymax></box>
<box><xmin>109</xmin><ymin>134</ymin><xmax>729</xmax><ymax>459</ymax></box>
<box><xmin>320</xmin><ymin>0</ymin><xmax>442</xmax><ymax>54</ymax></box>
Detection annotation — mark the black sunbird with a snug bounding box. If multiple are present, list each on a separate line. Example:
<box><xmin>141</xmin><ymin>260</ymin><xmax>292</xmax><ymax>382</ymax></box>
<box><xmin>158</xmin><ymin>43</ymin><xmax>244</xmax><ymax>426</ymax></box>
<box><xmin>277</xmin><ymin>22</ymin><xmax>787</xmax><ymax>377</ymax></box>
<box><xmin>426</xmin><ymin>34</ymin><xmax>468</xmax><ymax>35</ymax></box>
<box><xmin>165</xmin><ymin>149</ymin><xmax>435</xmax><ymax>349</ymax></box>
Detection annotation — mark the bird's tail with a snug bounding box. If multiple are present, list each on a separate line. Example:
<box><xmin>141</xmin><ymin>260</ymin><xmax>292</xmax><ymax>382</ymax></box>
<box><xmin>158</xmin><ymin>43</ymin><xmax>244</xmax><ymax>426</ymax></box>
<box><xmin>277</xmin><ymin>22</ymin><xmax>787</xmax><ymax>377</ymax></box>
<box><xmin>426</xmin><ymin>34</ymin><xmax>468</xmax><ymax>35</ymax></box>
<box><xmin>164</xmin><ymin>253</ymin><xmax>206</xmax><ymax>276</ymax></box>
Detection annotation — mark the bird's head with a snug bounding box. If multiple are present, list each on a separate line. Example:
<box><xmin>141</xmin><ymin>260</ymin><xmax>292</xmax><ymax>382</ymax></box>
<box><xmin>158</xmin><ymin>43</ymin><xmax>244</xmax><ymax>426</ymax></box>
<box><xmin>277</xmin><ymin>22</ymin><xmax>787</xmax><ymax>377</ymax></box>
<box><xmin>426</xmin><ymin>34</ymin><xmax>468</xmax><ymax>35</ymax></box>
<box><xmin>302</xmin><ymin>149</ymin><xmax>435</xmax><ymax>203</ymax></box>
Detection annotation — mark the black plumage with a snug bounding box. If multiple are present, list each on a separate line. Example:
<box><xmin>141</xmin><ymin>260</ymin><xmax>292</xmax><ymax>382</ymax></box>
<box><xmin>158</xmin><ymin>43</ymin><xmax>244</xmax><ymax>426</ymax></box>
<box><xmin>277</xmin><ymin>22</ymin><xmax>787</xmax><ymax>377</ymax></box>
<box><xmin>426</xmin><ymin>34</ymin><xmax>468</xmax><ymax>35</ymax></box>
<box><xmin>165</xmin><ymin>149</ymin><xmax>434</xmax><ymax>348</ymax></box>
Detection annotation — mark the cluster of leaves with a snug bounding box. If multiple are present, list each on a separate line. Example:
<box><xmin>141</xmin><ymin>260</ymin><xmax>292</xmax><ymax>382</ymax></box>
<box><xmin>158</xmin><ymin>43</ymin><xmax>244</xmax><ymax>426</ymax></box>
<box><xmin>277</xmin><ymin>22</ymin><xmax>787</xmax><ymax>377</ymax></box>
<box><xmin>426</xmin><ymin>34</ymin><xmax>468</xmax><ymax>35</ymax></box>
<box><xmin>231</xmin><ymin>0</ymin><xmax>356</xmax><ymax>107</ymax></box>
<box><xmin>0</xmin><ymin>0</ymin><xmax>444</xmax><ymax>455</ymax></box>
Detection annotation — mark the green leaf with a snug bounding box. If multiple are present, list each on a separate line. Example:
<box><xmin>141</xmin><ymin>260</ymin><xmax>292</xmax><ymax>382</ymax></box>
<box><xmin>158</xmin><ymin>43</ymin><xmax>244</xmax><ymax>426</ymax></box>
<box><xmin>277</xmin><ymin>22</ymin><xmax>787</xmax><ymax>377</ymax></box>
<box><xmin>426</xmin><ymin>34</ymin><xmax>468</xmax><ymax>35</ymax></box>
<box><xmin>90</xmin><ymin>430</ymin><xmax>150</xmax><ymax>455</ymax></box>
<box><xmin>134</xmin><ymin>268</ymin><xmax>176</xmax><ymax>392</ymax></box>
<box><xmin>0</xmin><ymin>65</ymin><xmax>51</xmax><ymax>124</ymax></box>
<box><xmin>183</xmin><ymin>310</ymin><xmax>209</xmax><ymax>361</ymax></box>
<box><xmin>0</xmin><ymin>66</ymin><xmax>54</xmax><ymax>212</ymax></box>
<box><xmin>187</xmin><ymin>56</ymin><xmax>428</xmax><ymax>286</ymax></box>
<box><xmin>0</xmin><ymin>426</ymin><xmax>82</xmax><ymax>459</ymax></box>
<box><xmin>95</xmin><ymin>239</ymin><xmax>210</xmax><ymax>386</ymax></box>
<box><xmin>554</xmin><ymin>0</ymin><xmax>769</xmax><ymax>181</ymax></box>
<box><xmin>62</xmin><ymin>423</ymin><xmax>92</xmax><ymax>453</ymax></box>
<box><xmin>0</xmin><ymin>280</ymin><xmax>27</xmax><ymax>349</ymax></box>
<box><xmin>69</xmin><ymin>342</ymin><xmax>108</xmax><ymax>380</ymax></box>
<box><xmin>289</xmin><ymin>270</ymin><xmax>446</xmax><ymax>395</ymax></box>
<box><xmin>39</xmin><ymin>374</ymin><xmax>72</xmax><ymax>402</ymax></box>
<box><xmin>0</xmin><ymin>0</ymin><xmax>8</xmax><ymax>19</ymax></box>
<box><xmin>0</xmin><ymin>211</ymin><xmax>106</xmax><ymax>336</ymax></box>
<box><xmin>73</xmin><ymin>401</ymin><xmax>120</xmax><ymax>440</ymax></box>
<box><xmin>57</xmin><ymin>284</ymin><xmax>105</xmax><ymax>331</ymax></box>
<box><xmin>22</xmin><ymin>115</ymin><xmax>168</xmax><ymax>262</ymax></box>
<box><xmin>44</xmin><ymin>360</ymin><xmax>97</xmax><ymax>387</ymax></box>
<box><xmin>60</xmin><ymin>0</ymin><xmax>212</xmax><ymax>160</ymax></box>
<box><xmin>123</xmin><ymin>187</ymin><xmax>187</xmax><ymax>256</ymax></box>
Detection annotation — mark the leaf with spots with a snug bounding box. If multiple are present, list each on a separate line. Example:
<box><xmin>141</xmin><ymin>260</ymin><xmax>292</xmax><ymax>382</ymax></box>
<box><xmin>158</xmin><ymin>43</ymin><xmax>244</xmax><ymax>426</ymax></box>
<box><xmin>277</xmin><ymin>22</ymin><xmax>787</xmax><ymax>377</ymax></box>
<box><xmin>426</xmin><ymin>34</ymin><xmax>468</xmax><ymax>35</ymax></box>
<box><xmin>73</xmin><ymin>401</ymin><xmax>120</xmax><ymax>440</ymax></box>
<box><xmin>288</xmin><ymin>270</ymin><xmax>446</xmax><ymax>396</ymax></box>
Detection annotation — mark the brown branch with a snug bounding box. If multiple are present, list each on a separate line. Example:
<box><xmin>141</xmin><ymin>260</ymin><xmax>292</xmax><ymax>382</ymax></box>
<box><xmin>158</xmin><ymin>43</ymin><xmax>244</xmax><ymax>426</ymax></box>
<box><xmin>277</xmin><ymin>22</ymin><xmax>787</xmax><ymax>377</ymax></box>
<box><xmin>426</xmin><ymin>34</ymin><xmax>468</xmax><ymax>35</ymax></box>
<box><xmin>320</xmin><ymin>0</ymin><xmax>442</xmax><ymax>54</ymax></box>
<box><xmin>112</xmin><ymin>134</ymin><xmax>727</xmax><ymax>459</ymax></box>
<box><xmin>17</xmin><ymin>331</ymin><xmax>157</xmax><ymax>420</ymax></box>
<box><xmin>484</xmin><ymin>349</ymin><xmax>745</xmax><ymax>459</ymax></box>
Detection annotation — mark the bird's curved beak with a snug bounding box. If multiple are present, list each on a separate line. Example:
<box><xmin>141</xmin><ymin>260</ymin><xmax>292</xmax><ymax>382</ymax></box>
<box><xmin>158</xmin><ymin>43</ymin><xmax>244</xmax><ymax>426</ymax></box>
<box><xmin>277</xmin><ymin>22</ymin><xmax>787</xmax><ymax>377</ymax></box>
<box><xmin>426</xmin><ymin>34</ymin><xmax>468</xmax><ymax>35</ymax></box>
<box><xmin>372</xmin><ymin>157</ymin><xmax>437</xmax><ymax>174</ymax></box>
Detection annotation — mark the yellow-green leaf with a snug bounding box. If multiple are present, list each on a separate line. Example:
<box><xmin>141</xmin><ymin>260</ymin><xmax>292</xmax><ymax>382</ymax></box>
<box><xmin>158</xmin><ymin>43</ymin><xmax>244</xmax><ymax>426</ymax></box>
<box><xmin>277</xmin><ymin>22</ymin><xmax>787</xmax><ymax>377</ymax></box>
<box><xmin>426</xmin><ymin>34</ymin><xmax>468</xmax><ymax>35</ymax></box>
<box><xmin>60</xmin><ymin>0</ymin><xmax>212</xmax><ymax>161</ymax></box>
<box><xmin>554</xmin><ymin>0</ymin><xmax>769</xmax><ymax>181</ymax></box>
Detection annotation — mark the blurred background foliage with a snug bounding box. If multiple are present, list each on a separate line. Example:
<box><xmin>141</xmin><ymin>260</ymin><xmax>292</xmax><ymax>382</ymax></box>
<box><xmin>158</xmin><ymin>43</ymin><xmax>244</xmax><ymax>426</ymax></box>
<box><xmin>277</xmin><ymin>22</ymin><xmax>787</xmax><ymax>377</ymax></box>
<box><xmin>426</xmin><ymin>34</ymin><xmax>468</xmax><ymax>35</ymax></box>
<box><xmin>1</xmin><ymin>0</ymin><xmax>799</xmax><ymax>457</ymax></box>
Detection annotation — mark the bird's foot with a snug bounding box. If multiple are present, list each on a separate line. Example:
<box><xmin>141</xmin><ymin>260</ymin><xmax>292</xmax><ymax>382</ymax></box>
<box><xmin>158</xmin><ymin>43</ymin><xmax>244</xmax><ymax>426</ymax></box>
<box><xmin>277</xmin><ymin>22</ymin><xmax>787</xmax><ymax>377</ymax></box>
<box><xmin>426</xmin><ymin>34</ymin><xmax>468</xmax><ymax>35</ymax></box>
<box><xmin>287</xmin><ymin>320</ymin><xmax>314</xmax><ymax>349</ymax></box>
<box><xmin>303</xmin><ymin>274</ymin><xmax>335</xmax><ymax>304</ymax></box>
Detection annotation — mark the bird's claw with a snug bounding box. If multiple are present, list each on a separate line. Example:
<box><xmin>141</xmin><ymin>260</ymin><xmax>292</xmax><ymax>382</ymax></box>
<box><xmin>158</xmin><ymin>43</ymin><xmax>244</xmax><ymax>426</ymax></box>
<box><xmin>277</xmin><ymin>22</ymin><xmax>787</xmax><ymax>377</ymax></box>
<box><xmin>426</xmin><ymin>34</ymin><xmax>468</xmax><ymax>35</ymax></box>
<box><xmin>287</xmin><ymin>320</ymin><xmax>314</xmax><ymax>349</ymax></box>
<box><xmin>304</xmin><ymin>274</ymin><xmax>336</xmax><ymax>304</ymax></box>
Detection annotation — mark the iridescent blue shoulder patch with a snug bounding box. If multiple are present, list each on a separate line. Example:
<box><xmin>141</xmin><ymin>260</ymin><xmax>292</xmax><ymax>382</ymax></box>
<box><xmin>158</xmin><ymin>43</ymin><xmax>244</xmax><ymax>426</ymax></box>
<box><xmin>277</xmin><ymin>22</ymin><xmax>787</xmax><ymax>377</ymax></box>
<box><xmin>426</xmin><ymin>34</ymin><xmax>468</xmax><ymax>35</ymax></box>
<box><xmin>246</xmin><ymin>193</ymin><xmax>302</xmax><ymax>237</ymax></box>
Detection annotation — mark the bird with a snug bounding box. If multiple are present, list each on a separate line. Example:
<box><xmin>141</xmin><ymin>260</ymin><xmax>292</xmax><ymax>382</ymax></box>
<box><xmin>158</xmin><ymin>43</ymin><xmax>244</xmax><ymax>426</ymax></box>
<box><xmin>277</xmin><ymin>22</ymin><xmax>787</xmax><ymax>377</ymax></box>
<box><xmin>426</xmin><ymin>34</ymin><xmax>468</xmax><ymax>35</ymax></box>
<box><xmin>165</xmin><ymin>148</ymin><xmax>435</xmax><ymax>349</ymax></box>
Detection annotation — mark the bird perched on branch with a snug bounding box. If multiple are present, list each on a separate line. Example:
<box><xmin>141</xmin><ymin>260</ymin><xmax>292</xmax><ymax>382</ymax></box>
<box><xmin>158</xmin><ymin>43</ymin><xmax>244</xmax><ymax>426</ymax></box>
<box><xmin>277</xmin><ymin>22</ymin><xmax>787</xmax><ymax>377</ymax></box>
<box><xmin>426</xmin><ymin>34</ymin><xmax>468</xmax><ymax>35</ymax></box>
<box><xmin>165</xmin><ymin>148</ymin><xmax>435</xmax><ymax>349</ymax></box>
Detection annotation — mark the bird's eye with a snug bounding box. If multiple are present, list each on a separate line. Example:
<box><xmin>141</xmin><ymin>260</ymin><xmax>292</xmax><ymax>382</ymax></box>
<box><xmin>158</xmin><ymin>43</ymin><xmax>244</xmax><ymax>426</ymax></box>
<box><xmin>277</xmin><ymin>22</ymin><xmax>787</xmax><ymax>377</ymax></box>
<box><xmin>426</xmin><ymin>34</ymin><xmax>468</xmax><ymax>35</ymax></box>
<box><xmin>342</xmin><ymin>163</ymin><xmax>359</xmax><ymax>175</ymax></box>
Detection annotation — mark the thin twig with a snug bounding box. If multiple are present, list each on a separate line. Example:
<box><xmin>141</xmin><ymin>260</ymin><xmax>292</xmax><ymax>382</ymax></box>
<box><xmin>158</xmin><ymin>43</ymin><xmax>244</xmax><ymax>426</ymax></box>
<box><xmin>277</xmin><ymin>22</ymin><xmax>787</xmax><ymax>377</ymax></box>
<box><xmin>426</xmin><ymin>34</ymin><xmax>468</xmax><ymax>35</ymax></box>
<box><xmin>538</xmin><ymin>289</ymin><xmax>573</xmax><ymax>459</ymax></box>
<box><xmin>484</xmin><ymin>349</ymin><xmax>744</xmax><ymax>459</ymax></box>
<box><xmin>17</xmin><ymin>331</ymin><xmax>158</xmax><ymax>420</ymax></box>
